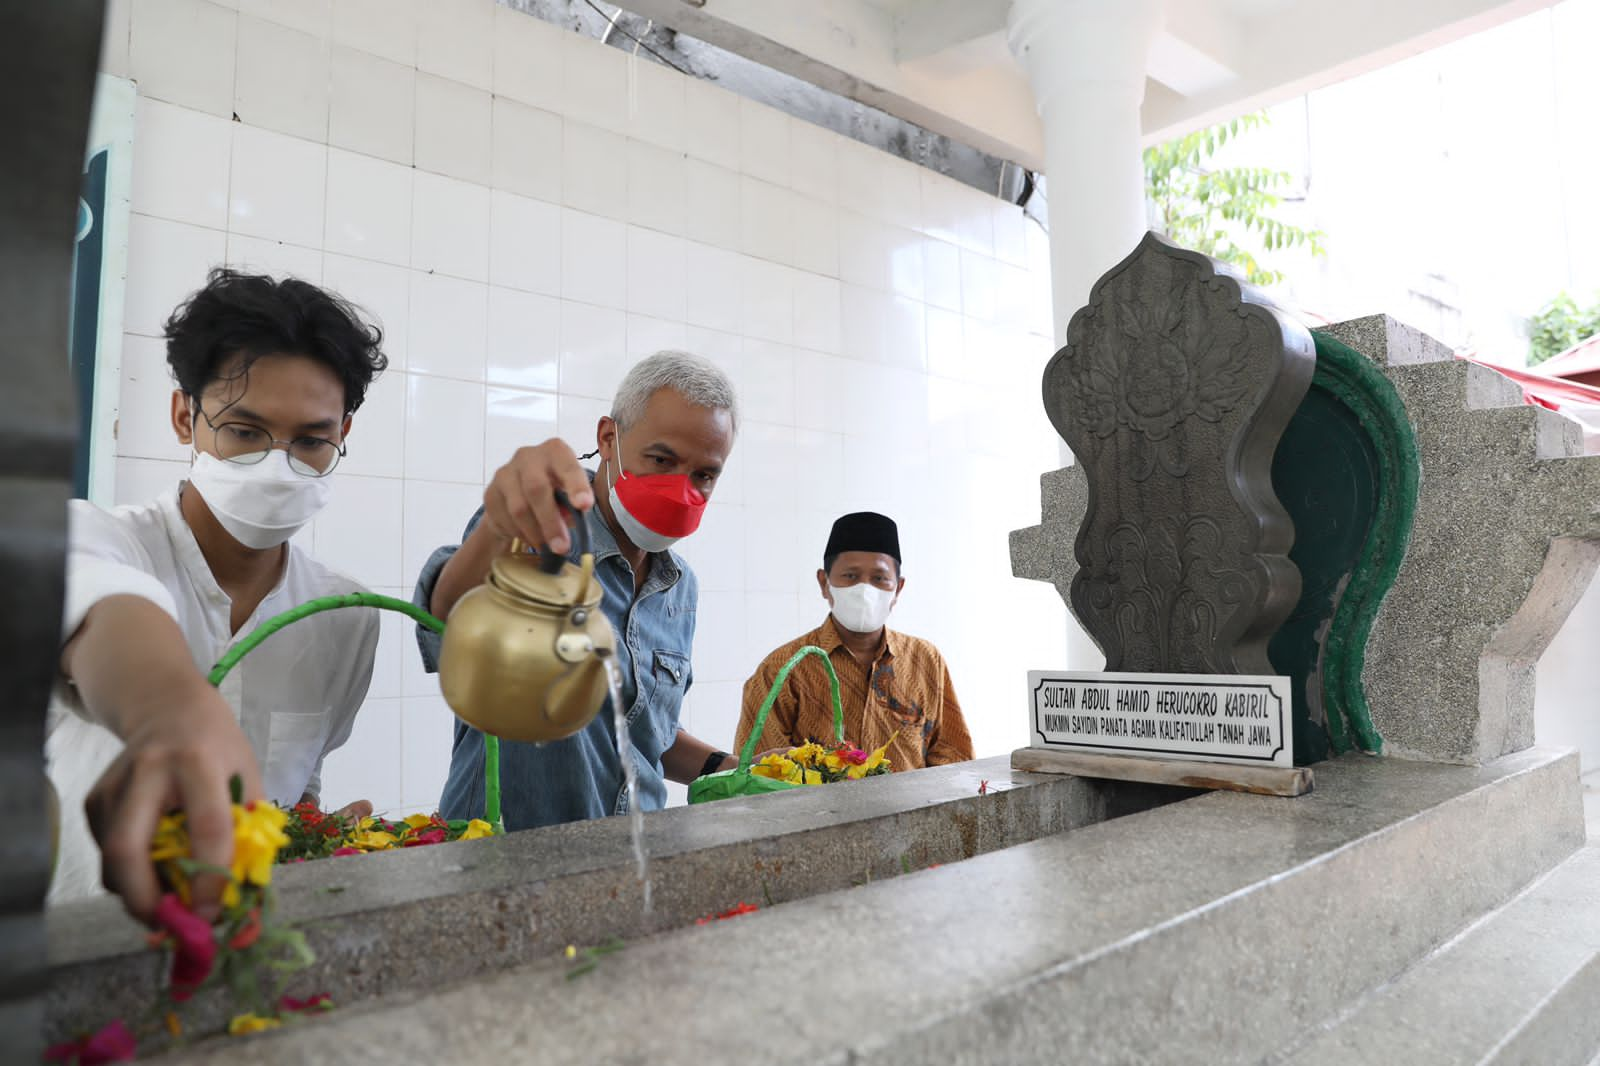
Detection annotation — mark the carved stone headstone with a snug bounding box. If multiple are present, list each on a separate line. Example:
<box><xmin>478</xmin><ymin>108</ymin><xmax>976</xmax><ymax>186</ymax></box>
<box><xmin>1041</xmin><ymin>232</ymin><xmax>1314</xmax><ymax>675</ymax></box>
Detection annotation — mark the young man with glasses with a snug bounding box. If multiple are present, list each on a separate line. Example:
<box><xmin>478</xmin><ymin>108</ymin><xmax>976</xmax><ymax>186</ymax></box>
<box><xmin>48</xmin><ymin>269</ymin><xmax>387</xmax><ymax>921</ymax></box>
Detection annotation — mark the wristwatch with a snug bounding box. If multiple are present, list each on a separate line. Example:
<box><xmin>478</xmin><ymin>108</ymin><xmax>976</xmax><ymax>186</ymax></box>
<box><xmin>699</xmin><ymin>750</ymin><xmax>731</xmax><ymax>778</ymax></box>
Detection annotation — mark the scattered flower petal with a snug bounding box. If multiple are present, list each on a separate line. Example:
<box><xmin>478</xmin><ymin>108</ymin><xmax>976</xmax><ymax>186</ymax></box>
<box><xmin>279</xmin><ymin>992</ymin><xmax>333</xmax><ymax>1013</ymax></box>
<box><xmin>43</xmin><ymin>1019</ymin><xmax>138</xmax><ymax>1064</ymax></box>
<box><xmin>155</xmin><ymin>894</ymin><xmax>216</xmax><ymax>1002</ymax></box>
<box><xmin>227</xmin><ymin>1013</ymin><xmax>282</xmax><ymax>1036</ymax></box>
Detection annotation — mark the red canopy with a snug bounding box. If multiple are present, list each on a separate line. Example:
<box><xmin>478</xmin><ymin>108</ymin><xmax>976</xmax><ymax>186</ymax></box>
<box><xmin>1455</xmin><ymin>353</ymin><xmax>1600</xmax><ymax>453</ymax></box>
<box><xmin>1538</xmin><ymin>333</ymin><xmax>1600</xmax><ymax>389</ymax></box>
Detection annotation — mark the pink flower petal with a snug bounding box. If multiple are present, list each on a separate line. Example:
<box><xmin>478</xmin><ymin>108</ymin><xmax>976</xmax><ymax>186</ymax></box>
<box><xmin>279</xmin><ymin>992</ymin><xmax>333</xmax><ymax>1013</ymax></box>
<box><xmin>155</xmin><ymin>893</ymin><xmax>216</xmax><ymax>1001</ymax></box>
<box><xmin>44</xmin><ymin>1019</ymin><xmax>138</xmax><ymax>1064</ymax></box>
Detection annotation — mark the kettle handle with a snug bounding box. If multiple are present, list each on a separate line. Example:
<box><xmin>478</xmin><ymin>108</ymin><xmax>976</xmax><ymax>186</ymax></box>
<box><xmin>512</xmin><ymin>489</ymin><xmax>592</xmax><ymax>574</ymax></box>
<box><xmin>507</xmin><ymin>490</ymin><xmax>599</xmax><ymax>609</ymax></box>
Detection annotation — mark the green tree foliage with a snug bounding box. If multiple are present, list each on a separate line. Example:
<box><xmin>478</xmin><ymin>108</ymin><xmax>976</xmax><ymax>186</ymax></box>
<box><xmin>1527</xmin><ymin>292</ymin><xmax>1600</xmax><ymax>366</ymax></box>
<box><xmin>1144</xmin><ymin>112</ymin><xmax>1327</xmax><ymax>286</ymax></box>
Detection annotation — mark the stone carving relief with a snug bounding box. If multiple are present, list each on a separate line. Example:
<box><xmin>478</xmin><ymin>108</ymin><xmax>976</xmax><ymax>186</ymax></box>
<box><xmin>1040</xmin><ymin>233</ymin><xmax>1315</xmax><ymax>675</ymax></box>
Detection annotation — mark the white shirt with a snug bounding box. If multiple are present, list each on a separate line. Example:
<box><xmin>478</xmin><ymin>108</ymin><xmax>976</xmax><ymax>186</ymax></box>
<box><xmin>46</xmin><ymin>485</ymin><xmax>377</xmax><ymax>904</ymax></box>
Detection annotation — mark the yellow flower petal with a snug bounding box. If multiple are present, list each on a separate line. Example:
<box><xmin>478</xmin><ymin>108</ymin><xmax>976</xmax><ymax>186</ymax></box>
<box><xmin>459</xmin><ymin>819</ymin><xmax>494</xmax><ymax>841</ymax></box>
<box><xmin>751</xmin><ymin>754</ymin><xmax>798</xmax><ymax>781</ymax></box>
<box><xmin>227</xmin><ymin>1013</ymin><xmax>282</xmax><ymax>1036</ymax></box>
<box><xmin>403</xmin><ymin>813</ymin><xmax>432</xmax><ymax>830</ymax></box>
<box><xmin>787</xmin><ymin>742</ymin><xmax>825</xmax><ymax>767</ymax></box>
<box><xmin>230</xmin><ymin>803</ymin><xmax>290</xmax><ymax>889</ymax></box>
<box><xmin>348</xmin><ymin>829</ymin><xmax>399</xmax><ymax>851</ymax></box>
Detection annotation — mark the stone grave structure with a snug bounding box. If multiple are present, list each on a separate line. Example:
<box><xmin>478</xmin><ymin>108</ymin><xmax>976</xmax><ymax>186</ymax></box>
<box><xmin>1</xmin><ymin>6</ymin><xmax>105</xmax><ymax>1064</ymax></box>
<box><xmin>24</xmin><ymin>193</ymin><xmax>1600</xmax><ymax>1066</ymax></box>
<box><xmin>1013</xmin><ymin>255</ymin><xmax>1600</xmax><ymax>768</ymax></box>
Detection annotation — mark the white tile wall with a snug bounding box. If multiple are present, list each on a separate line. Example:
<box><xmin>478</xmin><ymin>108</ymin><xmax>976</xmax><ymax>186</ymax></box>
<box><xmin>488</xmin><ymin>190</ymin><xmax>562</xmax><ymax>296</ymax></box>
<box><xmin>415</xmin><ymin>0</ymin><xmax>493</xmax><ymax>92</ymax></box>
<box><xmin>487</xmin><ymin>288</ymin><xmax>560</xmax><ymax>392</ymax></box>
<box><xmin>415</xmin><ymin>73</ymin><xmax>493</xmax><ymax>185</ymax></box>
<box><xmin>105</xmin><ymin>3</ymin><xmax>1064</xmax><ymax>814</ymax></box>
<box><xmin>332</xmin><ymin>0</ymin><xmax>415</xmax><ymax>68</ymax></box>
<box><xmin>492</xmin><ymin>96</ymin><xmax>562</xmax><ymax>203</ymax></box>
<box><xmin>411</xmin><ymin>171</ymin><xmax>491</xmax><ymax>281</ymax></box>
<box><xmin>329</xmin><ymin>46</ymin><xmax>415</xmax><ymax>165</ymax></box>
<box><xmin>224</xmin><ymin>233</ymin><xmax>323</xmax><ymax>283</ymax></box>
<box><xmin>129</xmin><ymin>0</ymin><xmax>238</xmax><ymax>118</ymax></box>
<box><xmin>408</xmin><ymin>270</ymin><xmax>487</xmax><ymax>380</ymax></box>
<box><xmin>229</xmin><ymin>125</ymin><xmax>327</xmax><ymax>247</ymax></box>
<box><xmin>560</xmin><ymin>209</ymin><xmax>627</xmax><ymax>309</ymax></box>
<box><xmin>234</xmin><ymin>15</ymin><xmax>330</xmax><ymax>142</ymax></box>
<box><xmin>130</xmin><ymin>99</ymin><xmax>232</xmax><ymax>231</ymax></box>
<box><xmin>562</xmin><ymin>121</ymin><xmax>628</xmax><ymax>220</ymax></box>
<box><xmin>325</xmin><ymin>149</ymin><xmax>413</xmax><ymax>266</ymax></box>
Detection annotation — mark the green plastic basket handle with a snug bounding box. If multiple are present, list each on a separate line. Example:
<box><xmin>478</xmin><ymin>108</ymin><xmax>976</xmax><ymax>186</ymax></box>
<box><xmin>205</xmin><ymin>592</ymin><xmax>504</xmax><ymax>833</ymax></box>
<box><xmin>735</xmin><ymin>644</ymin><xmax>844</xmax><ymax>772</ymax></box>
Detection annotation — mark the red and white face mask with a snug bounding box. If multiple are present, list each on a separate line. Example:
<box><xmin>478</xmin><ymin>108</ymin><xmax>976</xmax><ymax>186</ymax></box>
<box><xmin>604</xmin><ymin>454</ymin><xmax>707</xmax><ymax>553</ymax></box>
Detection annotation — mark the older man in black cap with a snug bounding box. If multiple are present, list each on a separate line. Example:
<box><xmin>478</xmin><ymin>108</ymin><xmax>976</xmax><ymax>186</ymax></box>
<box><xmin>734</xmin><ymin>511</ymin><xmax>973</xmax><ymax>771</ymax></box>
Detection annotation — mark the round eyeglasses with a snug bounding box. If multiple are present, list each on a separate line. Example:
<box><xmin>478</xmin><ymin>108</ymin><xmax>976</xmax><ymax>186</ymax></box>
<box><xmin>192</xmin><ymin>402</ymin><xmax>346</xmax><ymax>477</ymax></box>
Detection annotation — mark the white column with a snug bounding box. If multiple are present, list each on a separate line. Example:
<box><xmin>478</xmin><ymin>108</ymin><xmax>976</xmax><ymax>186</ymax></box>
<box><xmin>1008</xmin><ymin>0</ymin><xmax>1164</xmax><ymax>328</ymax></box>
<box><xmin>1008</xmin><ymin>0</ymin><xmax>1163</xmax><ymax>671</ymax></box>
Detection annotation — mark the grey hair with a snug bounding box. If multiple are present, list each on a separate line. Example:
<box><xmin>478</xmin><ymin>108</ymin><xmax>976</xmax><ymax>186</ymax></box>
<box><xmin>610</xmin><ymin>350</ymin><xmax>739</xmax><ymax>434</ymax></box>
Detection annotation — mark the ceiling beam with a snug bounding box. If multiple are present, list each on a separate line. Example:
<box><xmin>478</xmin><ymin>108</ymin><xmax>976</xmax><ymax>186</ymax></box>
<box><xmin>615</xmin><ymin>0</ymin><xmax>1047</xmax><ymax>167</ymax></box>
<box><xmin>1142</xmin><ymin>0</ymin><xmax>1560</xmax><ymax>141</ymax></box>
<box><xmin>893</xmin><ymin>0</ymin><xmax>1009</xmax><ymax>64</ymax></box>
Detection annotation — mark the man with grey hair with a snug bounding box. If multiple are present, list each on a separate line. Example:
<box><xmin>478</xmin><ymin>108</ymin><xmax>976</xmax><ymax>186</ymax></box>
<box><xmin>413</xmin><ymin>351</ymin><xmax>740</xmax><ymax>829</ymax></box>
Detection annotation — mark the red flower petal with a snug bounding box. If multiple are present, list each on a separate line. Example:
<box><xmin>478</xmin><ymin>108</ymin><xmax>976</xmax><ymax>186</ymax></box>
<box><xmin>331</xmin><ymin>846</ymin><xmax>361</xmax><ymax>856</ymax></box>
<box><xmin>228</xmin><ymin>908</ymin><xmax>262</xmax><ymax>950</ymax></box>
<box><xmin>45</xmin><ymin>1019</ymin><xmax>138</xmax><ymax>1064</ymax></box>
<box><xmin>279</xmin><ymin>992</ymin><xmax>333</xmax><ymax>1013</ymax></box>
<box><xmin>155</xmin><ymin>894</ymin><xmax>216</xmax><ymax>1001</ymax></box>
<box><xmin>401</xmin><ymin>828</ymin><xmax>447</xmax><ymax>847</ymax></box>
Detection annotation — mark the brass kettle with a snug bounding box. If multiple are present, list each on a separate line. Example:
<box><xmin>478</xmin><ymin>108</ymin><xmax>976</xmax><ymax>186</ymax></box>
<box><xmin>437</xmin><ymin>506</ymin><xmax>616</xmax><ymax>743</ymax></box>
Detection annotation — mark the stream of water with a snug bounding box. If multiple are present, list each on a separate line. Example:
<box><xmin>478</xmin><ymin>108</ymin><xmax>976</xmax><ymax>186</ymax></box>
<box><xmin>600</xmin><ymin>651</ymin><xmax>653</xmax><ymax>915</ymax></box>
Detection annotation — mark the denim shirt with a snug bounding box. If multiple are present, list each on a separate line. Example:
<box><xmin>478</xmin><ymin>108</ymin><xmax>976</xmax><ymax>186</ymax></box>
<box><xmin>412</xmin><ymin>503</ymin><xmax>697</xmax><ymax>830</ymax></box>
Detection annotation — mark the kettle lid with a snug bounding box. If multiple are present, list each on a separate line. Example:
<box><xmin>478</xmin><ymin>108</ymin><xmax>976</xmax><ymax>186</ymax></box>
<box><xmin>490</xmin><ymin>547</ymin><xmax>604</xmax><ymax>608</ymax></box>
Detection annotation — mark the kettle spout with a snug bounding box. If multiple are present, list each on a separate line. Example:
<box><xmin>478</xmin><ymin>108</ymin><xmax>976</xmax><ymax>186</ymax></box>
<box><xmin>545</xmin><ymin>654</ymin><xmax>611</xmax><ymax>733</ymax></box>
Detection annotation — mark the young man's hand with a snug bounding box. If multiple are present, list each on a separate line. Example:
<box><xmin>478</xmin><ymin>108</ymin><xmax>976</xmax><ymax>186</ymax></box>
<box><xmin>85</xmin><ymin>678</ymin><xmax>262</xmax><ymax>924</ymax></box>
<box><xmin>329</xmin><ymin>799</ymin><xmax>374</xmax><ymax>821</ymax></box>
<box><xmin>63</xmin><ymin>595</ymin><xmax>265</xmax><ymax>925</ymax></box>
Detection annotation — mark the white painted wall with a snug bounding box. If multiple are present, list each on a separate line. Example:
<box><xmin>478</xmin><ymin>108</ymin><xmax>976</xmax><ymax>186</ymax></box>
<box><xmin>92</xmin><ymin>0</ymin><xmax>1067</xmax><ymax>816</ymax></box>
<box><xmin>1537</xmin><ymin>567</ymin><xmax>1600</xmax><ymax>769</ymax></box>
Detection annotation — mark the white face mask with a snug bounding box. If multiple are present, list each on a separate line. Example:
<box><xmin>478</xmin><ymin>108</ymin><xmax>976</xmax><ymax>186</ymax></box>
<box><xmin>828</xmin><ymin>581</ymin><xmax>896</xmax><ymax>634</ymax></box>
<box><xmin>187</xmin><ymin>450</ymin><xmax>333</xmax><ymax>549</ymax></box>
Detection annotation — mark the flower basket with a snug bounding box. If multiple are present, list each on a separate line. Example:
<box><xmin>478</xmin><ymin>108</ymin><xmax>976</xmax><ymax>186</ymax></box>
<box><xmin>689</xmin><ymin>644</ymin><xmax>889</xmax><ymax>804</ymax></box>
<box><xmin>207</xmin><ymin>592</ymin><xmax>504</xmax><ymax>832</ymax></box>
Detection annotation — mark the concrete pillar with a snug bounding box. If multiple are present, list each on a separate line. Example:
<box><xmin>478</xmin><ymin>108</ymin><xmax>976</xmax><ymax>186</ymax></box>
<box><xmin>1008</xmin><ymin>0</ymin><xmax>1163</xmax><ymax>325</ymax></box>
<box><xmin>1008</xmin><ymin>0</ymin><xmax>1163</xmax><ymax>670</ymax></box>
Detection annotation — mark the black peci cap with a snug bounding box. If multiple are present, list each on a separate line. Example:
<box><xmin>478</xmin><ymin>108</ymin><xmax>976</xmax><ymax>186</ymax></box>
<box><xmin>824</xmin><ymin>511</ymin><xmax>901</xmax><ymax>564</ymax></box>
